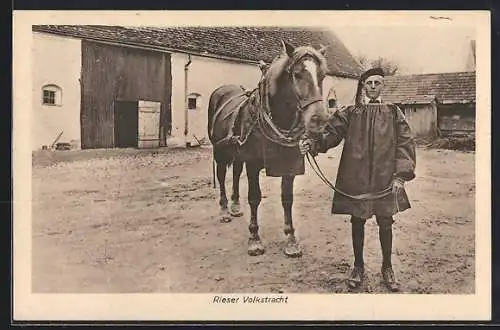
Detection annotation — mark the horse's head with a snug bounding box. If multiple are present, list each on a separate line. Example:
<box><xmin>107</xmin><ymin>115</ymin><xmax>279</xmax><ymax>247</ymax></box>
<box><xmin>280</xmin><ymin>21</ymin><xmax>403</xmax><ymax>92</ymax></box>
<box><xmin>259</xmin><ymin>40</ymin><xmax>329</xmax><ymax>136</ymax></box>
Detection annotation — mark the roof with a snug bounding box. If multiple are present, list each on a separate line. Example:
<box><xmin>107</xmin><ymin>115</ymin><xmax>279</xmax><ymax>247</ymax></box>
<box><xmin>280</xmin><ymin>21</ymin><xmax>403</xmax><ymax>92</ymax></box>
<box><xmin>381</xmin><ymin>71</ymin><xmax>476</xmax><ymax>104</ymax></box>
<box><xmin>32</xmin><ymin>25</ymin><xmax>364</xmax><ymax>79</ymax></box>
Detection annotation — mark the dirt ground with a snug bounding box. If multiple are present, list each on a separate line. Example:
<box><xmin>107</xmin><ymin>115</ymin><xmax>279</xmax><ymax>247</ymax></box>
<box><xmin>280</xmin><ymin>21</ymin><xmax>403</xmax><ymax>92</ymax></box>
<box><xmin>31</xmin><ymin>144</ymin><xmax>475</xmax><ymax>294</ymax></box>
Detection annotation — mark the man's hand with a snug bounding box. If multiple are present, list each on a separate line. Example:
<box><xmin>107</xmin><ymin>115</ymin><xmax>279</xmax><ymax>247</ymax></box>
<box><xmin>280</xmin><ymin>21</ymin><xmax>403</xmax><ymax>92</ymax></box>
<box><xmin>392</xmin><ymin>177</ymin><xmax>405</xmax><ymax>195</ymax></box>
<box><xmin>299</xmin><ymin>138</ymin><xmax>314</xmax><ymax>155</ymax></box>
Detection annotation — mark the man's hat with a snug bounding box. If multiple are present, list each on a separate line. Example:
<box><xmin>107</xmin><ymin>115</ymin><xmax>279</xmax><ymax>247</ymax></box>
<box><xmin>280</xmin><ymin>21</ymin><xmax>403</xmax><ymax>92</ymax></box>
<box><xmin>355</xmin><ymin>67</ymin><xmax>385</xmax><ymax>105</ymax></box>
<box><xmin>360</xmin><ymin>67</ymin><xmax>385</xmax><ymax>82</ymax></box>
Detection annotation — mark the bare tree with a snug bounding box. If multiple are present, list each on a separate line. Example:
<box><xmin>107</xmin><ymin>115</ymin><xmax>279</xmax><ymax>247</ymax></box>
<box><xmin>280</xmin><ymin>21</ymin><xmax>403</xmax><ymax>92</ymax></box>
<box><xmin>356</xmin><ymin>53</ymin><xmax>370</xmax><ymax>70</ymax></box>
<box><xmin>356</xmin><ymin>54</ymin><xmax>399</xmax><ymax>76</ymax></box>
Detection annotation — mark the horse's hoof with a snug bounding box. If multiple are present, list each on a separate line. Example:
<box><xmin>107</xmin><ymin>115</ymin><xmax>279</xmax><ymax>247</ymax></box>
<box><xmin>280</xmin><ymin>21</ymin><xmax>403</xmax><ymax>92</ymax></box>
<box><xmin>219</xmin><ymin>209</ymin><xmax>232</xmax><ymax>223</ymax></box>
<box><xmin>248</xmin><ymin>239</ymin><xmax>265</xmax><ymax>256</ymax></box>
<box><xmin>284</xmin><ymin>245</ymin><xmax>302</xmax><ymax>258</ymax></box>
<box><xmin>284</xmin><ymin>235</ymin><xmax>302</xmax><ymax>258</ymax></box>
<box><xmin>229</xmin><ymin>203</ymin><xmax>243</xmax><ymax>217</ymax></box>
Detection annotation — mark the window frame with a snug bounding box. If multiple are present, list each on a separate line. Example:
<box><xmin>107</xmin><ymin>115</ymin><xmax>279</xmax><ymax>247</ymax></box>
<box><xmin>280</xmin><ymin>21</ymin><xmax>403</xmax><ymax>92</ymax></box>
<box><xmin>41</xmin><ymin>84</ymin><xmax>62</xmax><ymax>106</ymax></box>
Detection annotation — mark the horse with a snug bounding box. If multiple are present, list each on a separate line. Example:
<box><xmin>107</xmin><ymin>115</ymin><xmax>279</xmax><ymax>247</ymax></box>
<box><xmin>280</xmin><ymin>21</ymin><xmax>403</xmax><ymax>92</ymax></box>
<box><xmin>207</xmin><ymin>40</ymin><xmax>329</xmax><ymax>257</ymax></box>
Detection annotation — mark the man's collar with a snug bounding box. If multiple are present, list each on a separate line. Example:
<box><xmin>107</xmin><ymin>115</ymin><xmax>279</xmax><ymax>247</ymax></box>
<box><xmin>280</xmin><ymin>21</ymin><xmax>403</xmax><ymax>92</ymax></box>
<box><xmin>364</xmin><ymin>96</ymin><xmax>382</xmax><ymax>104</ymax></box>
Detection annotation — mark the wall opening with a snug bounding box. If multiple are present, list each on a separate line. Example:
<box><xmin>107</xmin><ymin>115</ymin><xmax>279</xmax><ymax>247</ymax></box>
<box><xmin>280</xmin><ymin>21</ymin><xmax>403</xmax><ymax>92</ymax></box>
<box><xmin>188</xmin><ymin>93</ymin><xmax>202</xmax><ymax>110</ymax></box>
<box><xmin>114</xmin><ymin>100</ymin><xmax>139</xmax><ymax>148</ymax></box>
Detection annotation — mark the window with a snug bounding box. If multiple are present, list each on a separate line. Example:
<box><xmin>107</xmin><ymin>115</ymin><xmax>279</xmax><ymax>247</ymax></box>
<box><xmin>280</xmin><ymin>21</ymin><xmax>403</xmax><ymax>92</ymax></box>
<box><xmin>43</xmin><ymin>90</ymin><xmax>56</xmax><ymax>104</ymax></box>
<box><xmin>42</xmin><ymin>85</ymin><xmax>62</xmax><ymax>106</ymax></box>
<box><xmin>328</xmin><ymin>99</ymin><xmax>337</xmax><ymax>108</ymax></box>
<box><xmin>187</xmin><ymin>93</ymin><xmax>201</xmax><ymax>110</ymax></box>
<box><xmin>188</xmin><ymin>97</ymin><xmax>197</xmax><ymax>110</ymax></box>
<box><xmin>326</xmin><ymin>87</ymin><xmax>337</xmax><ymax>109</ymax></box>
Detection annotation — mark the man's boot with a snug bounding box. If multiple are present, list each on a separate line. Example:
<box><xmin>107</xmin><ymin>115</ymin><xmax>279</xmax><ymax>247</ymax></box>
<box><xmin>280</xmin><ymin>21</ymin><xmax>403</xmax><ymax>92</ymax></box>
<box><xmin>378</xmin><ymin>216</ymin><xmax>400</xmax><ymax>292</ymax></box>
<box><xmin>348</xmin><ymin>217</ymin><xmax>366</xmax><ymax>289</ymax></box>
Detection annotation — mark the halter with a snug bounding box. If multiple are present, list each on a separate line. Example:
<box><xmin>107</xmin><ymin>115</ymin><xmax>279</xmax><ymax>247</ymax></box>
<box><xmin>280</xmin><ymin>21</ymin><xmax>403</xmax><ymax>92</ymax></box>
<box><xmin>285</xmin><ymin>53</ymin><xmax>325</xmax><ymax>112</ymax></box>
<box><xmin>255</xmin><ymin>51</ymin><xmax>325</xmax><ymax>147</ymax></box>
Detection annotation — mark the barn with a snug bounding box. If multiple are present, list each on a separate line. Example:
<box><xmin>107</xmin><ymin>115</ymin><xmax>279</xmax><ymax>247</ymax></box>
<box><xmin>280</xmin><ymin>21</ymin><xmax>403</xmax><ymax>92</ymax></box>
<box><xmin>31</xmin><ymin>25</ymin><xmax>363</xmax><ymax>150</ymax></box>
<box><xmin>382</xmin><ymin>71</ymin><xmax>476</xmax><ymax>138</ymax></box>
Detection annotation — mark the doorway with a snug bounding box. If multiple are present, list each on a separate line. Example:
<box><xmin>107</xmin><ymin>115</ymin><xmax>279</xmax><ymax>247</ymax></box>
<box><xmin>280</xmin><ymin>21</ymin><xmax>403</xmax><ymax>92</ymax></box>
<box><xmin>114</xmin><ymin>100</ymin><xmax>138</xmax><ymax>148</ymax></box>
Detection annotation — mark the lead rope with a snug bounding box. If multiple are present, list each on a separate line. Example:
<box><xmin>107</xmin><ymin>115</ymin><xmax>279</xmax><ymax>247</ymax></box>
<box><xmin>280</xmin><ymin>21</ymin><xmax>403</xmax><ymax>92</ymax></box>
<box><xmin>305</xmin><ymin>152</ymin><xmax>394</xmax><ymax>201</ymax></box>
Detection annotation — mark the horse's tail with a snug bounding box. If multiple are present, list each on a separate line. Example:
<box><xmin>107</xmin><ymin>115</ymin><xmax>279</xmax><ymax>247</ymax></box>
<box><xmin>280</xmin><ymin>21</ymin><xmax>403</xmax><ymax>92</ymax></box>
<box><xmin>207</xmin><ymin>90</ymin><xmax>216</xmax><ymax>144</ymax></box>
<box><xmin>207</xmin><ymin>85</ymin><xmax>227</xmax><ymax>143</ymax></box>
<box><xmin>207</xmin><ymin>85</ymin><xmax>239</xmax><ymax>184</ymax></box>
<box><xmin>212</xmin><ymin>149</ymin><xmax>216</xmax><ymax>189</ymax></box>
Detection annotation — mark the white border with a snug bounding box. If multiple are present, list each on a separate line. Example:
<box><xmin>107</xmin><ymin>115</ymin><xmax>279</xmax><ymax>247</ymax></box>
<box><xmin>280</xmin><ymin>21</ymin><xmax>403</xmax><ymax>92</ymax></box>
<box><xmin>13</xmin><ymin>10</ymin><xmax>491</xmax><ymax>321</ymax></box>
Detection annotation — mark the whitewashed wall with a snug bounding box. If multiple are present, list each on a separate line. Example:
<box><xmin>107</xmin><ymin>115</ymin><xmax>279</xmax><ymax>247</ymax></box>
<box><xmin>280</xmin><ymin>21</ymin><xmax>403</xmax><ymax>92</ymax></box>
<box><xmin>32</xmin><ymin>32</ymin><xmax>82</xmax><ymax>150</ymax></box>
<box><xmin>30</xmin><ymin>32</ymin><xmax>359</xmax><ymax>150</ymax></box>
<box><xmin>170</xmin><ymin>53</ymin><xmax>360</xmax><ymax>146</ymax></box>
<box><xmin>170</xmin><ymin>53</ymin><xmax>263</xmax><ymax>146</ymax></box>
<box><xmin>323</xmin><ymin>75</ymin><xmax>359</xmax><ymax>111</ymax></box>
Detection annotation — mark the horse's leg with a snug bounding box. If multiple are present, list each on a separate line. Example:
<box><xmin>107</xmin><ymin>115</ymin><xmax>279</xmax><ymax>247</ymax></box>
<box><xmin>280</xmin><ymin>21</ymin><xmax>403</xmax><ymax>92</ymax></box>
<box><xmin>229</xmin><ymin>160</ymin><xmax>244</xmax><ymax>217</ymax></box>
<box><xmin>246</xmin><ymin>161</ymin><xmax>265</xmax><ymax>256</ymax></box>
<box><xmin>282</xmin><ymin>175</ymin><xmax>302</xmax><ymax>257</ymax></box>
<box><xmin>216</xmin><ymin>160</ymin><xmax>232</xmax><ymax>223</ymax></box>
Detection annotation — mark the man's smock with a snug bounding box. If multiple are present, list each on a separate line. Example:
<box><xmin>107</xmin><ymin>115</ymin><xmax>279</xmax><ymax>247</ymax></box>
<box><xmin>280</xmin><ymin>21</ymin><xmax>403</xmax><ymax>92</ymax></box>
<box><xmin>316</xmin><ymin>100</ymin><xmax>416</xmax><ymax>219</ymax></box>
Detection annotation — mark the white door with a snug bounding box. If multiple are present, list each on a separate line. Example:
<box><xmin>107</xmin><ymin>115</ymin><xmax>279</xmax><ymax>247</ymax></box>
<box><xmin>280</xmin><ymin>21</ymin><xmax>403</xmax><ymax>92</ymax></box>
<box><xmin>138</xmin><ymin>100</ymin><xmax>161</xmax><ymax>149</ymax></box>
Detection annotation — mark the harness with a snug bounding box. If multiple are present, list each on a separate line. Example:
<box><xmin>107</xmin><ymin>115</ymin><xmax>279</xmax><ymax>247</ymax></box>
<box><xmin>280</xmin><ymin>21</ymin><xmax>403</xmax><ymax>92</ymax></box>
<box><xmin>209</xmin><ymin>88</ymin><xmax>254</xmax><ymax>147</ymax></box>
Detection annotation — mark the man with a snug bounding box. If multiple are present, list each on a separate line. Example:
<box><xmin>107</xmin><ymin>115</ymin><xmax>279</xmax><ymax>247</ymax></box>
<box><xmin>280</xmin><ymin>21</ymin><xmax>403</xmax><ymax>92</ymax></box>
<box><xmin>300</xmin><ymin>68</ymin><xmax>416</xmax><ymax>292</ymax></box>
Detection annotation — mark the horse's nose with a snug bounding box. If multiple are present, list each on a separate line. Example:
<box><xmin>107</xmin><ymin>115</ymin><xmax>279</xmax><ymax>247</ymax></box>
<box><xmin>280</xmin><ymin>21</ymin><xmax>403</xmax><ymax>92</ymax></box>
<box><xmin>308</xmin><ymin>114</ymin><xmax>325</xmax><ymax>131</ymax></box>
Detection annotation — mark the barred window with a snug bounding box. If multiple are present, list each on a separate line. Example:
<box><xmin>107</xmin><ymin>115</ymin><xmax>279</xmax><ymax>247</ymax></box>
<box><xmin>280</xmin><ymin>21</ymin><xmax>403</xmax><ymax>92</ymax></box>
<box><xmin>42</xmin><ymin>85</ymin><xmax>62</xmax><ymax>106</ymax></box>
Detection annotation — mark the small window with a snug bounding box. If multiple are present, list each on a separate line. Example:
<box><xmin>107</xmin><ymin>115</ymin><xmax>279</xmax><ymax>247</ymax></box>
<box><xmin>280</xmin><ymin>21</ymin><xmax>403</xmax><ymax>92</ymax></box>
<box><xmin>43</xmin><ymin>90</ymin><xmax>56</xmax><ymax>105</ymax></box>
<box><xmin>42</xmin><ymin>84</ymin><xmax>62</xmax><ymax>106</ymax></box>
<box><xmin>328</xmin><ymin>99</ymin><xmax>337</xmax><ymax>108</ymax></box>
<box><xmin>187</xmin><ymin>93</ymin><xmax>201</xmax><ymax>110</ymax></box>
<box><xmin>188</xmin><ymin>97</ymin><xmax>197</xmax><ymax>110</ymax></box>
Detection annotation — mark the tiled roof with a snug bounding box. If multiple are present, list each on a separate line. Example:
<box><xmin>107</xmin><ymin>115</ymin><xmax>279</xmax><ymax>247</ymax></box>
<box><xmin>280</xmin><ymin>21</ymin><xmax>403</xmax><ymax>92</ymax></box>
<box><xmin>32</xmin><ymin>25</ymin><xmax>364</xmax><ymax>79</ymax></box>
<box><xmin>382</xmin><ymin>71</ymin><xmax>476</xmax><ymax>104</ymax></box>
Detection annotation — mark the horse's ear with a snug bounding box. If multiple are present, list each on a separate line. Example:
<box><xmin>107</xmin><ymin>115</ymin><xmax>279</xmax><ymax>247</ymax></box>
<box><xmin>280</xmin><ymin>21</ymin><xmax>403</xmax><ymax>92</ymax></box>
<box><xmin>318</xmin><ymin>44</ymin><xmax>329</xmax><ymax>56</ymax></box>
<box><xmin>281</xmin><ymin>39</ymin><xmax>295</xmax><ymax>57</ymax></box>
<box><xmin>258</xmin><ymin>60</ymin><xmax>269</xmax><ymax>73</ymax></box>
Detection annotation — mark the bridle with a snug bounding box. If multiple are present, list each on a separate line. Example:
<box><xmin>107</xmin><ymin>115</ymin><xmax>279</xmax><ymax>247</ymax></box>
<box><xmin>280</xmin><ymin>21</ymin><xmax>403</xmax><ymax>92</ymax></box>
<box><xmin>286</xmin><ymin>54</ymin><xmax>324</xmax><ymax>113</ymax></box>
<box><xmin>255</xmin><ymin>53</ymin><xmax>324</xmax><ymax>148</ymax></box>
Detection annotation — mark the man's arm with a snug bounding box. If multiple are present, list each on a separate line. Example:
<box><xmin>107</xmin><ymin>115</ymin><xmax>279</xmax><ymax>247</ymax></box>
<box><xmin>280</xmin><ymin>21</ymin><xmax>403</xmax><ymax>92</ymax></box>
<box><xmin>313</xmin><ymin>106</ymin><xmax>352</xmax><ymax>154</ymax></box>
<box><xmin>393</xmin><ymin>105</ymin><xmax>416</xmax><ymax>181</ymax></box>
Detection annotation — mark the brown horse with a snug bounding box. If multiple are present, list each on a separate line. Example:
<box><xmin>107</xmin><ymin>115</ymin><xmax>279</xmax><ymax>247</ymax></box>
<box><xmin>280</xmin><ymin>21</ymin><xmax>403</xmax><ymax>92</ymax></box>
<box><xmin>207</xmin><ymin>40</ymin><xmax>329</xmax><ymax>257</ymax></box>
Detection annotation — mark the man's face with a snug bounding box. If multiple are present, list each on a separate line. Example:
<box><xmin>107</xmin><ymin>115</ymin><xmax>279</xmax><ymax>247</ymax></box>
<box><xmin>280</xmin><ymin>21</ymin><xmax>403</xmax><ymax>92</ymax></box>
<box><xmin>363</xmin><ymin>75</ymin><xmax>384</xmax><ymax>100</ymax></box>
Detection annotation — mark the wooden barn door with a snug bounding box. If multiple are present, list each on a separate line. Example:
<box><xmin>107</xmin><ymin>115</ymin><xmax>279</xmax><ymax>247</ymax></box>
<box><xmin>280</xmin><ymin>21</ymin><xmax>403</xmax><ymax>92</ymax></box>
<box><xmin>81</xmin><ymin>40</ymin><xmax>172</xmax><ymax>149</ymax></box>
<box><xmin>138</xmin><ymin>100</ymin><xmax>161</xmax><ymax>148</ymax></box>
<box><xmin>114</xmin><ymin>100</ymin><xmax>138</xmax><ymax>148</ymax></box>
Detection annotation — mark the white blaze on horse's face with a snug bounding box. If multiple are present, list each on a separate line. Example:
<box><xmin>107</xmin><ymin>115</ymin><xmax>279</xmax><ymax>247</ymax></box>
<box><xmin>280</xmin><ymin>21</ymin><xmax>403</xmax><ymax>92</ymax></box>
<box><xmin>291</xmin><ymin>58</ymin><xmax>328</xmax><ymax>134</ymax></box>
<box><xmin>304</xmin><ymin>60</ymin><xmax>319</xmax><ymax>92</ymax></box>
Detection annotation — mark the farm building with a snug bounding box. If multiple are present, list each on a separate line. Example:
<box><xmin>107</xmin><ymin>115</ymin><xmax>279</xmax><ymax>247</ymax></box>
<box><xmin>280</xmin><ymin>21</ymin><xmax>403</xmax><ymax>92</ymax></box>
<box><xmin>31</xmin><ymin>25</ymin><xmax>364</xmax><ymax>150</ymax></box>
<box><xmin>382</xmin><ymin>71</ymin><xmax>476</xmax><ymax>138</ymax></box>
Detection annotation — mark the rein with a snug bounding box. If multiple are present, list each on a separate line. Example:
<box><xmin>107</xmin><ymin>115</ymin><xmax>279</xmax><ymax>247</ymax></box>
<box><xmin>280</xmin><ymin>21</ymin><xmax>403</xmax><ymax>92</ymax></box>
<box><xmin>305</xmin><ymin>152</ymin><xmax>394</xmax><ymax>201</ymax></box>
